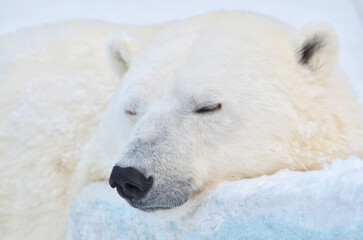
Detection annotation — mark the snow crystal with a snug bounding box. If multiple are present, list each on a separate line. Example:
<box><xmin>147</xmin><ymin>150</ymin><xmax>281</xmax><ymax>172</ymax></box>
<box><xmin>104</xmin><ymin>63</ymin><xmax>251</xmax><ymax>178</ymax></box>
<box><xmin>66</xmin><ymin>156</ymin><xmax>363</xmax><ymax>240</ymax></box>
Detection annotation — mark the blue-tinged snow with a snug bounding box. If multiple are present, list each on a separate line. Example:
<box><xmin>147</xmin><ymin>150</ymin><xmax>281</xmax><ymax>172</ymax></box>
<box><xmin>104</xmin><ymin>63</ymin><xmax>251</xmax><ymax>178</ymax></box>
<box><xmin>66</xmin><ymin>157</ymin><xmax>363</xmax><ymax>240</ymax></box>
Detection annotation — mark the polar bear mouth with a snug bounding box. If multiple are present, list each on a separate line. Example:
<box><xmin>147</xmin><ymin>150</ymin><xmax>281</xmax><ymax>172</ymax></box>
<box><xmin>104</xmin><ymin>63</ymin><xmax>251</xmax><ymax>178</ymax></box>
<box><xmin>134</xmin><ymin>205</ymin><xmax>173</xmax><ymax>212</ymax></box>
<box><xmin>112</xmin><ymin>185</ymin><xmax>175</xmax><ymax>212</ymax></box>
<box><xmin>129</xmin><ymin>198</ymin><xmax>187</xmax><ymax>212</ymax></box>
<box><xmin>127</xmin><ymin>188</ymin><xmax>192</xmax><ymax>212</ymax></box>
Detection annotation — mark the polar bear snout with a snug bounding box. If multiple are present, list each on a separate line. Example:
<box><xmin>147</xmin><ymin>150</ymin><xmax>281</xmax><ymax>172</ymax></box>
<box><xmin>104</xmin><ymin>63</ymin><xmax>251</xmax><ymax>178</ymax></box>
<box><xmin>109</xmin><ymin>166</ymin><xmax>153</xmax><ymax>201</ymax></box>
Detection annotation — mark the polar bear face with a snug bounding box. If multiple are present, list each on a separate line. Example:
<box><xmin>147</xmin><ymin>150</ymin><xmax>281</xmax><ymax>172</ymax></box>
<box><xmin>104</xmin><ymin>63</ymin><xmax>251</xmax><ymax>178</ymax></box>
<box><xmin>106</xmin><ymin>14</ymin><xmax>339</xmax><ymax>212</ymax></box>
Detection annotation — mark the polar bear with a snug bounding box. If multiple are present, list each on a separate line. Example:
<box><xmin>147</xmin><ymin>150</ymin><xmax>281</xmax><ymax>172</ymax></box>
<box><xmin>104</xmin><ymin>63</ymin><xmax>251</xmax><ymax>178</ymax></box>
<box><xmin>105</xmin><ymin>12</ymin><xmax>363</xmax><ymax>213</ymax></box>
<box><xmin>0</xmin><ymin>11</ymin><xmax>362</xmax><ymax>240</ymax></box>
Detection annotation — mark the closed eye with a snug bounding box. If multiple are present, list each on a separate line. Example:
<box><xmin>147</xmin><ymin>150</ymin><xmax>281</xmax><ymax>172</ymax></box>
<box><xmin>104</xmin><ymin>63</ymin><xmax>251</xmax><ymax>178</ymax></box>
<box><xmin>125</xmin><ymin>109</ymin><xmax>136</xmax><ymax>115</ymax></box>
<box><xmin>195</xmin><ymin>103</ymin><xmax>222</xmax><ymax>114</ymax></box>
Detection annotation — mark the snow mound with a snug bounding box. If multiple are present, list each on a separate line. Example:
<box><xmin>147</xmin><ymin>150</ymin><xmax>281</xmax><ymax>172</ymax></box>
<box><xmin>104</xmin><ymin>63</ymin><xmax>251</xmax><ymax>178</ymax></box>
<box><xmin>66</xmin><ymin>157</ymin><xmax>363</xmax><ymax>240</ymax></box>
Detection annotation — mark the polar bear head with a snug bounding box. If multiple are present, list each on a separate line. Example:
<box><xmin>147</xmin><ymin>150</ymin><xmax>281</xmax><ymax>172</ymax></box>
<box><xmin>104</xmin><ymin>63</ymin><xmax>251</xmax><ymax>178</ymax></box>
<box><xmin>103</xmin><ymin>12</ymin><xmax>351</xmax><ymax>213</ymax></box>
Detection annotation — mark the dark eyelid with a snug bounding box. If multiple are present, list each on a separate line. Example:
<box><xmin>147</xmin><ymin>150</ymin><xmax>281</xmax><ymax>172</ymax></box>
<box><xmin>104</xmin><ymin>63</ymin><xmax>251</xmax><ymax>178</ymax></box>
<box><xmin>125</xmin><ymin>109</ymin><xmax>136</xmax><ymax>115</ymax></box>
<box><xmin>195</xmin><ymin>103</ymin><xmax>222</xmax><ymax>114</ymax></box>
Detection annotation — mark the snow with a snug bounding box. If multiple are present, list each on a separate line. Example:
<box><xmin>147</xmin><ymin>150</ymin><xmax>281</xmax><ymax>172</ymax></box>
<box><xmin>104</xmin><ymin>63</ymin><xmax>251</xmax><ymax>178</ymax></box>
<box><xmin>66</xmin><ymin>157</ymin><xmax>363</xmax><ymax>239</ymax></box>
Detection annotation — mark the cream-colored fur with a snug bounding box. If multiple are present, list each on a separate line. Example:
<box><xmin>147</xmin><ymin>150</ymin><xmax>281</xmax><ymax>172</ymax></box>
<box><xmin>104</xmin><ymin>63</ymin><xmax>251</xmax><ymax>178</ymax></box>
<box><xmin>0</xmin><ymin>21</ymin><xmax>162</xmax><ymax>239</ymax></box>
<box><xmin>0</xmin><ymin>12</ymin><xmax>362</xmax><ymax>239</ymax></box>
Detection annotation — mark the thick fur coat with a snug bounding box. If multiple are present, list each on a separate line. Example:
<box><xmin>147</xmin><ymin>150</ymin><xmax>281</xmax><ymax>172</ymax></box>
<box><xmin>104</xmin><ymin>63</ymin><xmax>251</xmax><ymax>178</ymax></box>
<box><xmin>0</xmin><ymin>11</ymin><xmax>362</xmax><ymax>239</ymax></box>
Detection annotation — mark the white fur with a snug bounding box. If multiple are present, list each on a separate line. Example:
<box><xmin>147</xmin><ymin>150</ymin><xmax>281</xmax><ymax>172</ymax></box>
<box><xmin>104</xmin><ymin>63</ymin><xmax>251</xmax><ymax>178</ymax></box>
<box><xmin>0</xmin><ymin>11</ymin><xmax>362</xmax><ymax>239</ymax></box>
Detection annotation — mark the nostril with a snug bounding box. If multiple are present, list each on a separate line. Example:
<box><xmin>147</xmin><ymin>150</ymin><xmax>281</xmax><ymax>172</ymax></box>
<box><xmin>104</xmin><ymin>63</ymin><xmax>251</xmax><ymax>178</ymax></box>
<box><xmin>125</xmin><ymin>183</ymin><xmax>142</xmax><ymax>192</ymax></box>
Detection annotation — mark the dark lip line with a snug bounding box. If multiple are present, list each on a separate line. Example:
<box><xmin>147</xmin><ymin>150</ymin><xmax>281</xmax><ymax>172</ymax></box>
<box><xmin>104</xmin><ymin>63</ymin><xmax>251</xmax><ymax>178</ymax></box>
<box><xmin>134</xmin><ymin>205</ymin><xmax>173</xmax><ymax>212</ymax></box>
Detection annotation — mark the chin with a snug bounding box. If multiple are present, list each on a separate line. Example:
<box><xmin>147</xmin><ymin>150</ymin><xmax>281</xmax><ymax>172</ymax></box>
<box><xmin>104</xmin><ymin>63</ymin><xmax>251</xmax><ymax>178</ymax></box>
<box><xmin>139</xmin><ymin>195</ymin><xmax>205</xmax><ymax>222</ymax></box>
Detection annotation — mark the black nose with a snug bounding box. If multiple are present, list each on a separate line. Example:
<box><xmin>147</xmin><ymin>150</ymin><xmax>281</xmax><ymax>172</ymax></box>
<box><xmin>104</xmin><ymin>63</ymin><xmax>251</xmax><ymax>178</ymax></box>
<box><xmin>109</xmin><ymin>166</ymin><xmax>153</xmax><ymax>200</ymax></box>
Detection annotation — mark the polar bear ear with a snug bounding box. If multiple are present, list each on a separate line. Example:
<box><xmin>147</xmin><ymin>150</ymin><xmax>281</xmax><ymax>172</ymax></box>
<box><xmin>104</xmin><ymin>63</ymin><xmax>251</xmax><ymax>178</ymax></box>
<box><xmin>107</xmin><ymin>32</ymin><xmax>142</xmax><ymax>80</ymax></box>
<box><xmin>297</xmin><ymin>22</ymin><xmax>338</xmax><ymax>76</ymax></box>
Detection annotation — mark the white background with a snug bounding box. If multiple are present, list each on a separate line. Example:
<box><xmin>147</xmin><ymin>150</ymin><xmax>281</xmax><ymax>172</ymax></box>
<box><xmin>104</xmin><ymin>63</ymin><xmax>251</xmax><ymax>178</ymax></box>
<box><xmin>0</xmin><ymin>0</ymin><xmax>362</xmax><ymax>102</ymax></box>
